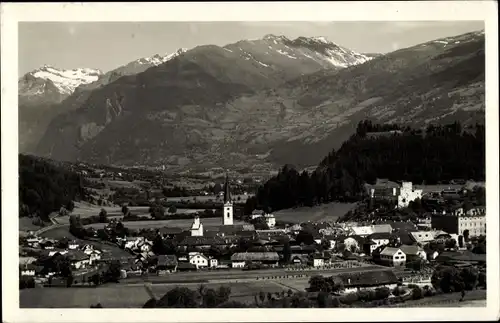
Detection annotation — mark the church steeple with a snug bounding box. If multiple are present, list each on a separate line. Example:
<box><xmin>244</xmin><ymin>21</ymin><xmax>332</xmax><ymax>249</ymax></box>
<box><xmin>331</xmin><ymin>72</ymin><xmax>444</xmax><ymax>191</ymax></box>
<box><xmin>223</xmin><ymin>172</ymin><xmax>232</xmax><ymax>204</ymax></box>
<box><xmin>222</xmin><ymin>171</ymin><xmax>233</xmax><ymax>225</ymax></box>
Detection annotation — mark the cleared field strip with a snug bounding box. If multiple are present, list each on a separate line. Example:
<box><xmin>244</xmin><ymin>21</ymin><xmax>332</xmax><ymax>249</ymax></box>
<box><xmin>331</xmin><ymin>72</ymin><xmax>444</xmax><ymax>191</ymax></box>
<box><xmin>84</xmin><ymin>218</ymin><xmax>246</xmax><ymax>230</ymax></box>
<box><xmin>274</xmin><ymin>202</ymin><xmax>357</xmax><ymax>224</ymax></box>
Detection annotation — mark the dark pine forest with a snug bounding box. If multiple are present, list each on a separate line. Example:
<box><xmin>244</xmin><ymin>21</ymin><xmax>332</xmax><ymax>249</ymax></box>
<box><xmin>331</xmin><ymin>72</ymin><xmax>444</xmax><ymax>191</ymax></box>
<box><xmin>245</xmin><ymin>121</ymin><xmax>485</xmax><ymax>214</ymax></box>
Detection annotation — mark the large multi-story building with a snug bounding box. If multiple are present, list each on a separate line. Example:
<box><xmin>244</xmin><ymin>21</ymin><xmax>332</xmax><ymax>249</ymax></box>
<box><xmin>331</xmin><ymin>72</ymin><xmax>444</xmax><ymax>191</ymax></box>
<box><xmin>431</xmin><ymin>208</ymin><xmax>486</xmax><ymax>237</ymax></box>
<box><xmin>368</xmin><ymin>180</ymin><xmax>423</xmax><ymax>208</ymax></box>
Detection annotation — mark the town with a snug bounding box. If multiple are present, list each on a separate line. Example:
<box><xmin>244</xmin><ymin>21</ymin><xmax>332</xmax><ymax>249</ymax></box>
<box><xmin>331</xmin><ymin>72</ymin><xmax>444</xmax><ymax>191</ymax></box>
<box><xmin>19</xmin><ymin>168</ymin><xmax>487</xmax><ymax>308</ymax></box>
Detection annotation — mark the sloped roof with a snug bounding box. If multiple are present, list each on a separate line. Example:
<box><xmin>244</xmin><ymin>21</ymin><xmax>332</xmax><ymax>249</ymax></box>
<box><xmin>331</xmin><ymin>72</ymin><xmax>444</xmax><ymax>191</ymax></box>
<box><xmin>336</xmin><ymin>270</ymin><xmax>398</xmax><ymax>287</ymax></box>
<box><xmin>367</xmin><ymin>232</ymin><xmax>392</xmax><ymax>240</ymax></box>
<box><xmin>231</xmin><ymin>252</ymin><xmax>279</xmax><ymax>261</ymax></box>
<box><xmin>380</xmin><ymin>246</ymin><xmax>404</xmax><ymax>257</ymax></box>
<box><xmin>158</xmin><ymin>255</ymin><xmax>178</xmax><ymax>267</ymax></box>
<box><xmin>67</xmin><ymin>250</ymin><xmax>90</xmax><ymax>261</ymax></box>
<box><xmin>399</xmin><ymin>244</ymin><xmax>423</xmax><ymax>255</ymax></box>
<box><xmin>159</xmin><ymin>227</ymin><xmax>184</xmax><ymax>235</ymax></box>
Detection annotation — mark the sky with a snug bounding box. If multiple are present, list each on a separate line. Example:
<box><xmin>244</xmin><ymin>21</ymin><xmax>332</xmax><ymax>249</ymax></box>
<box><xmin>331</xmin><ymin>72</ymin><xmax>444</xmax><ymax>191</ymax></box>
<box><xmin>18</xmin><ymin>21</ymin><xmax>484</xmax><ymax>75</ymax></box>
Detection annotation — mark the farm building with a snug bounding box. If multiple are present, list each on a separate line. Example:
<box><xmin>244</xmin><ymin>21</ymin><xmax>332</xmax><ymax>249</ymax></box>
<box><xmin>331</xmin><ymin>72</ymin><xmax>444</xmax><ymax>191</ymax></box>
<box><xmin>157</xmin><ymin>255</ymin><xmax>178</xmax><ymax>274</ymax></box>
<box><xmin>230</xmin><ymin>252</ymin><xmax>279</xmax><ymax>268</ymax></box>
<box><xmin>335</xmin><ymin>270</ymin><xmax>399</xmax><ymax>294</ymax></box>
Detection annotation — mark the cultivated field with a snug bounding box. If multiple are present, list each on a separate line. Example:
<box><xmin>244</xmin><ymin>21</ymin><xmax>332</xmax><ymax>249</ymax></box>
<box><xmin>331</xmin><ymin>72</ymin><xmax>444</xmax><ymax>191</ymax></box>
<box><xmin>274</xmin><ymin>202</ymin><xmax>357</xmax><ymax>224</ymax></box>
<box><xmin>84</xmin><ymin>218</ymin><xmax>246</xmax><ymax>230</ymax></box>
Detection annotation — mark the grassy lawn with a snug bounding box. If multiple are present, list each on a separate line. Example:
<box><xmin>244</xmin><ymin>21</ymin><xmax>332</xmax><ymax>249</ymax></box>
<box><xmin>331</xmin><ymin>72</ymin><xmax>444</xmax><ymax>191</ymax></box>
<box><xmin>274</xmin><ymin>202</ymin><xmax>358</xmax><ymax>224</ymax></box>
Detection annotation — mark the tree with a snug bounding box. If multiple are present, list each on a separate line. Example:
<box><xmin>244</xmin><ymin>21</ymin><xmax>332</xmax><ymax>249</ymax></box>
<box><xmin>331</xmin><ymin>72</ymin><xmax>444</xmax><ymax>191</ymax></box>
<box><xmin>156</xmin><ymin>287</ymin><xmax>199</xmax><ymax>308</ymax></box>
<box><xmin>99</xmin><ymin>208</ymin><xmax>108</xmax><ymax>223</ymax></box>
<box><xmin>458</xmin><ymin>235</ymin><xmax>464</xmax><ymax>248</ymax></box>
<box><xmin>282</xmin><ymin>242</ymin><xmax>292</xmax><ymax>264</ymax></box>
<box><xmin>168</xmin><ymin>205</ymin><xmax>177</xmax><ymax>214</ymax></box>
<box><xmin>472</xmin><ymin>242</ymin><xmax>486</xmax><ymax>254</ymax></box>
<box><xmin>66</xmin><ymin>200</ymin><xmax>75</xmax><ymax>212</ymax></box>
<box><xmin>431</xmin><ymin>266</ymin><xmax>464</xmax><ymax>293</ymax></box>
<box><xmin>463</xmin><ymin>230</ymin><xmax>470</xmax><ymax>242</ymax></box>
<box><xmin>121</xmin><ymin>205</ymin><xmax>129</xmax><ymax>216</ymax></box>
<box><xmin>445</xmin><ymin>238</ymin><xmax>457</xmax><ymax>250</ymax></box>
<box><xmin>295</xmin><ymin>230</ymin><xmax>315</xmax><ymax>245</ymax></box>
<box><xmin>460</xmin><ymin>267</ymin><xmax>479</xmax><ymax>290</ymax></box>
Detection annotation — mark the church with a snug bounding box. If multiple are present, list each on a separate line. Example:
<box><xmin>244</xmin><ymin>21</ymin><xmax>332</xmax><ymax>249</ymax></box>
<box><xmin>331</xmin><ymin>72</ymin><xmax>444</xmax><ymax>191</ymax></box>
<box><xmin>190</xmin><ymin>173</ymin><xmax>234</xmax><ymax>237</ymax></box>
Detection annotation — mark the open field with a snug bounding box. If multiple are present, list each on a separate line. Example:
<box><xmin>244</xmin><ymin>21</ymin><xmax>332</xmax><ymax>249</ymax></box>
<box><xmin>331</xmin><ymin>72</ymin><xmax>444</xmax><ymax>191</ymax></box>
<box><xmin>167</xmin><ymin>194</ymin><xmax>253</xmax><ymax>204</ymax></box>
<box><xmin>83</xmin><ymin>218</ymin><xmax>246</xmax><ymax>230</ymax></box>
<box><xmin>20</xmin><ymin>286</ymin><xmax>150</xmax><ymax>308</ymax></box>
<box><xmin>274</xmin><ymin>202</ymin><xmax>358</xmax><ymax>224</ymax></box>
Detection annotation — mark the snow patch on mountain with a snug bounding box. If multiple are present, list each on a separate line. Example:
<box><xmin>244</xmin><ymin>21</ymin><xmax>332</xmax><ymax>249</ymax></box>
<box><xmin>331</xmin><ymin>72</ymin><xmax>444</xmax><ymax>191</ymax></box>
<box><xmin>136</xmin><ymin>48</ymin><xmax>188</xmax><ymax>66</ymax></box>
<box><xmin>30</xmin><ymin>65</ymin><xmax>102</xmax><ymax>95</ymax></box>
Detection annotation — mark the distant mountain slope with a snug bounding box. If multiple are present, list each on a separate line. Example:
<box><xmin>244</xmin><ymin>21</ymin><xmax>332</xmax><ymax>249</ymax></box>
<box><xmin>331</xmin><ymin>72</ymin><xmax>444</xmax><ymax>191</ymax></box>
<box><xmin>34</xmin><ymin>35</ymin><xmax>373</xmax><ymax>165</ymax></box>
<box><xmin>18</xmin><ymin>49</ymin><xmax>188</xmax><ymax>154</ymax></box>
<box><xmin>34</xmin><ymin>31</ymin><xmax>484</xmax><ymax>172</ymax></box>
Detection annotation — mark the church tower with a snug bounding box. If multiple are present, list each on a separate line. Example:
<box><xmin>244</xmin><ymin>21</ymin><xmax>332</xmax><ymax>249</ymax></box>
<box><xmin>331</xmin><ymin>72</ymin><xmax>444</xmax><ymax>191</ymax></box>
<box><xmin>223</xmin><ymin>173</ymin><xmax>233</xmax><ymax>225</ymax></box>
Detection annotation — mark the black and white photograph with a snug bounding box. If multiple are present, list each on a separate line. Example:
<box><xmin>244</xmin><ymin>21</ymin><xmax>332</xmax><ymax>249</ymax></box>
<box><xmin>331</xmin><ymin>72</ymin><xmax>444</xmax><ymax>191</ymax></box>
<box><xmin>1</xmin><ymin>1</ymin><xmax>499</xmax><ymax>322</ymax></box>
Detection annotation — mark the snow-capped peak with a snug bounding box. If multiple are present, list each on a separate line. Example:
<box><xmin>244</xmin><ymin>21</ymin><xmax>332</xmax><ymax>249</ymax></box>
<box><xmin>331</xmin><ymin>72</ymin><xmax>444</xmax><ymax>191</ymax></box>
<box><xmin>263</xmin><ymin>34</ymin><xmax>290</xmax><ymax>42</ymax></box>
<box><xmin>29</xmin><ymin>65</ymin><xmax>102</xmax><ymax>95</ymax></box>
<box><xmin>310</xmin><ymin>36</ymin><xmax>329</xmax><ymax>44</ymax></box>
<box><xmin>136</xmin><ymin>48</ymin><xmax>188</xmax><ymax>66</ymax></box>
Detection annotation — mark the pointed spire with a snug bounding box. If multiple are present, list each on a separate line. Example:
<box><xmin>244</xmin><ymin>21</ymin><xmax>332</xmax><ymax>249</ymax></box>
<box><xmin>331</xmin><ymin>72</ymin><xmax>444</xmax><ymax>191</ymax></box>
<box><xmin>223</xmin><ymin>171</ymin><xmax>232</xmax><ymax>204</ymax></box>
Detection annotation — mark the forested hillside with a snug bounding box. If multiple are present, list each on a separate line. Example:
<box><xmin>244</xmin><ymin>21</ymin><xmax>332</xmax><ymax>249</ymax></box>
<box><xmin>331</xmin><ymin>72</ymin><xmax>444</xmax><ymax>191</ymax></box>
<box><xmin>245</xmin><ymin>121</ymin><xmax>485</xmax><ymax>213</ymax></box>
<box><xmin>19</xmin><ymin>154</ymin><xmax>86</xmax><ymax>220</ymax></box>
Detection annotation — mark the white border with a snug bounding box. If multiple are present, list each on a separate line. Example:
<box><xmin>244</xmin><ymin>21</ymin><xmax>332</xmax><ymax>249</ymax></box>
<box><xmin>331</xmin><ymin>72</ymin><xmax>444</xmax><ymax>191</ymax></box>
<box><xmin>2</xmin><ymin>1</ymin><xmax>499</xmax><ymax>322</ymax></box>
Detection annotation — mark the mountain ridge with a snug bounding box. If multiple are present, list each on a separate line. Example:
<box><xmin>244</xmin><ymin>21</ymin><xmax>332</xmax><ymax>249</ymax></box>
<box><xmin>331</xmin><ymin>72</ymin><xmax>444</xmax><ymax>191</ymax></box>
<box><xmin>25</xmin><ymin>31</ymin><xmax>484</xmax><ymax>173</ymax></box>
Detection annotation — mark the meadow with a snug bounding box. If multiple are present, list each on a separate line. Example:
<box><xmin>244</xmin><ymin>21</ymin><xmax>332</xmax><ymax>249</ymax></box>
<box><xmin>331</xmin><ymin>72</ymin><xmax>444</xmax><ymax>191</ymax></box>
<box><xmin>273</xmin><ymin>202</ymin><xmax>357</xmax><ymax>224</ymax></box>
<box><xmin>83</xmin><ymin>218</ymin><xmax>246</xmax><ymax>230</ymax></box>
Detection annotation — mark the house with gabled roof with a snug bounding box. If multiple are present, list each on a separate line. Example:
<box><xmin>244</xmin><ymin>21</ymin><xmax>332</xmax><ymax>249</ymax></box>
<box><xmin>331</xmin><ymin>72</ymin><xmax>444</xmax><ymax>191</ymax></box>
<box><xmin>373</xmin><ymin>246</ymin><xmax>406</xmax><ymax>268</ymax></box>
<box><xmin>336</xmin><ymin>270</ymin><xmax>399</xmax><ymax>294</ymax></box>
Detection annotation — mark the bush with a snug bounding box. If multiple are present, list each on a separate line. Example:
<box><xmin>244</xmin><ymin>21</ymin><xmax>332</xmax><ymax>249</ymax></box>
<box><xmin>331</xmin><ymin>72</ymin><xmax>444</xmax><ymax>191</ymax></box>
<box><xmin>374</xmin><ymin>287</ymin><xmax>391</xmax><ymax>300</ymax></box>
<box><xmin>411</xmin><ymin>286</ymin><xmax>423</xmax><ymax>300</ymax></box>
<box><xmin>339</xmin><ymin>292</ymin><xmax>359</xmax><ymax>305</ymax></box>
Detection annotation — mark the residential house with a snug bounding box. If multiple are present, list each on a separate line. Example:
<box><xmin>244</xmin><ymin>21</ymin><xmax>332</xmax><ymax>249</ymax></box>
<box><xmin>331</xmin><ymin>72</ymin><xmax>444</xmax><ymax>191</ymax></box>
<box><xmin>323</xmin><ymin>235</ymin><xmax>337</xmax><ymax>250</ymax></box>
<box><xmin>67</xmin><ymin>250</ymin><xmax>91</xmax><ymax>270</ymax></box>
<box><xmin>26</xmin><ymin>237</ymin><xmax>41</xmax><ymax>248</ymax></box>
<box><xmin>189</xmin><ymin>252</ymin><xmax>209</xmax><ymax>269</ymax></box>
<box><xmin>348</xmin><ymin>224</ymin><xmax>392</xmax><ymax>237</ymax></box>
<box><xmin>250</xmin><ymin>209</ymin><xmax>265</xmax><ymax>220</ymax></box>
<box><xmin>336</xmin><ymin>270</ymin><xmax>399</xmax><ymax>294</ymax></box>
<box><xmin>157</xmin><ymin>255</ymin><xmax>178</xmax><ymax>274</ymax></box>
<box><xmin>263</xmin><ymin>213</ymin><xmax>276</xmax><ymax>229</ymax></box>
<box><xmin>84</xmin><ymin>249</ymin><xmax>102</xmax><ymax>264</ymax></box>
<box><xmin>68</xmin><ymin>241</ymin><xmax>80</xmax><ymax>250</ymax></box>
<box><xmin>209</xmin><ymin>257</ymin><xmax>218</xmax><ymax>268</ymax></box>
<box><xmin>373</xmin><ymin>246</ymin><xmax>406</xmax><ymax>268</ymax></box>
<box><xmin>291</xmin><ymin>254</ymin><xmax>309</xmax><ymax>265</ymax></box>
<box><xmin>230</xmin><ymin>252</ymin><xmax>280</xmax><ymax>268</ymax></box>
<box><xmin>20</xmin><ymin>264</ymin><xmax>36</xmax><ymax>277</ymax></box>
<box><xmin>311</xmin><ymin>254</ymin><xmax>327</xmax><ymax>268</ymax></box>
<box><xmin>363</xmin><ymin>232</ymin><xmax>391</xmax><ymax>255</ymax></box>
<box><xmin>158</xmin><ymin>227</ymin><xmax>184</xmax><ymax>239</ymax></box>
<box><xmin>40</xmin><ymin>240</ymin><xmax>55</xmax><ymax>250</ymax></box>
<box><xmin>409</xmin><ymin>231</ymin><xmax>435</xmax><ymax>244</ymax></box>
<box><xmin>399</xmin><ymin>244</ymin><xmax>427</xmax><ymax>262</ymax></box>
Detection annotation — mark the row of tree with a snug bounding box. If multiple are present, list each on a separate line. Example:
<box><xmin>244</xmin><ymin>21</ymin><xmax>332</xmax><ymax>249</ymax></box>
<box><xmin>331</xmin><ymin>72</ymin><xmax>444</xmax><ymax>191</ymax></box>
<box><xmin>245</xmin><ymin>121</ymin><xmax>485</xmax><ymax>213</ymax></box>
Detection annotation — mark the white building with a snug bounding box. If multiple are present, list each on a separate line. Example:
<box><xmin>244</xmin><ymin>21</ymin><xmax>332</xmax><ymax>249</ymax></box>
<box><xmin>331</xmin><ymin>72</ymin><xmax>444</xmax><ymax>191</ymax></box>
<box><xmin>378</xmin><ymin>247</ymin><xmax>406</xmax><ymax>268</ymax></box>
<box><xmin>209</xmin><ymin>258</ymin><xmax>218</xmax><ymax>268</ymax></box>
<box><xmin>190</xmin><ymin>216</ymin><xmax>204</xmax><ymax>237</ymax></box>
<box><xmin>223</xmin><ymin>174</ymin><xmax>234</xmax><ymax>225</ymax></box>
<box><xmin>397</xmin><ymin>182</ymin><xmax>423</xmax><ymax>208</ymax></box>
<box><xmin>264</xmin><ymin>214</ymin><xmax>276</xmax><ymax>228</ymax></box>
<box><xmin>189</xmin><ymin>252</ymin><xmax>208</xmax><ymax>269</ymax></box>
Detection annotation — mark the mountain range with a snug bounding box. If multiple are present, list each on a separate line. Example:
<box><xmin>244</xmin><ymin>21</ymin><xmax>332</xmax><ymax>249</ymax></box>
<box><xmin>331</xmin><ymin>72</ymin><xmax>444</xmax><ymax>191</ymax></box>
<box><xmin>19</xmin><ymin>31</ymin><xmax>485</xmax><ymax>174</ymax></box>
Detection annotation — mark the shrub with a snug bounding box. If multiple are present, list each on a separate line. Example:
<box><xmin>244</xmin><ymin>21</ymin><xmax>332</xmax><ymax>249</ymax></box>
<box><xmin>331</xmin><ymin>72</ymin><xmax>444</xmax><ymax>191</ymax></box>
<box><xmin>411</xmin><ymin>286</ymin><xmax>423</xmax><ymax>300</ymax></box>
